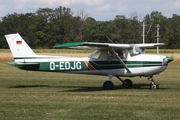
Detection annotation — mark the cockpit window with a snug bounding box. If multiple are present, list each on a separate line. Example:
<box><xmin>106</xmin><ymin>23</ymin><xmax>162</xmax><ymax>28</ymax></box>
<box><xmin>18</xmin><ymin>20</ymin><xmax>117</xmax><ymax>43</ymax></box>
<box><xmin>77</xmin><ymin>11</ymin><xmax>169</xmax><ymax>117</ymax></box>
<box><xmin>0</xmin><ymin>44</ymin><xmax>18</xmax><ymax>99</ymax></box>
<box><xmin>130</xmin><ymin>46</ymin><xmax>143</xmax><ymax>56</ymax></box>
<box><xmin>89</xmin><ymin>49</ymin><xmax>128</xmax><ymax>60</ymax></box>
<box><xmin>107</xmin><ymin>49</ymin><xmax>125</xmax><ymax>60</ymax></box>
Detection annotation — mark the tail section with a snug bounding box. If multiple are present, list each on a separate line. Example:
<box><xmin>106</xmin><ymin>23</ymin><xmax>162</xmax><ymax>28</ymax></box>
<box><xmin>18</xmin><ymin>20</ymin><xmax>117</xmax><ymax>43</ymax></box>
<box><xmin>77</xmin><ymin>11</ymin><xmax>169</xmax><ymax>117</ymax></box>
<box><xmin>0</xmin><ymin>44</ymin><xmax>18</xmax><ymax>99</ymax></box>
<box><xmin>5</xmin><ymin>33</ymin><xmax>36</xmax><ymax>58</ymax></box>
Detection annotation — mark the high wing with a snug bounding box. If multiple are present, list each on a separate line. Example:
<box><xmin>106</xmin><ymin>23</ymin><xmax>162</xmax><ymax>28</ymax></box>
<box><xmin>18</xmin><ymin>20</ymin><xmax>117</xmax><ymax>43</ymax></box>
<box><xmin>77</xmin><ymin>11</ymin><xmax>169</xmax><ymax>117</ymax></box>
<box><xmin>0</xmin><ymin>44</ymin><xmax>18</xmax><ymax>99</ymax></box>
<box><xmin>133</xmin><ymin>43</ymin><xmax>165</xmax><ymax>48</ymax></box>
<box><xmin>54</xmin><ymin>42</ymin><xmax>165</xmax><ymax>49</ymax></box>
<box><xmin>54</xmin><ymin>42</ymin><xmax>165</xmax><ymax>74</ymax></box>
<box><xmin>54</xmin><ymin>42</ymin><xmax>132</xmax><ymax>73</ymax></box>
<box><xmin>54</xmin><ymin>42</ymin><xmax>130</xmax><ymax>49</ymax></box>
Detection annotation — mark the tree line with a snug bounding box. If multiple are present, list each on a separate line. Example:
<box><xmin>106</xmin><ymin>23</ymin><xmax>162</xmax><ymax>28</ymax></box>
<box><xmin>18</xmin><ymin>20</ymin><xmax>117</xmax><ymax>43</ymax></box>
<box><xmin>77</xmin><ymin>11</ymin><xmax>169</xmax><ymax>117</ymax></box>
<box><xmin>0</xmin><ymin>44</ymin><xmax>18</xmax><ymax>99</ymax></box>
<box><xmin>0</xmin><ymin>6</ymin><xmax>180</xmax><ymax>49</ymax></box>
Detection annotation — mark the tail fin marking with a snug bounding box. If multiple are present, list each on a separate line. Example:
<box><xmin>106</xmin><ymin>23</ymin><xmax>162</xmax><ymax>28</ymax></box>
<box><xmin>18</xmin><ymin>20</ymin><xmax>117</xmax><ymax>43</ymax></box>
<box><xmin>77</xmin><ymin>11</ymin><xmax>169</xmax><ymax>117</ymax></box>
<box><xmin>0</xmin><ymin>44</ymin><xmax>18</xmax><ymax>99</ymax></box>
<box><xmin>5</xmin><ymin>33</ymin><xmax>36</xmax><ymax>58</ymax></box>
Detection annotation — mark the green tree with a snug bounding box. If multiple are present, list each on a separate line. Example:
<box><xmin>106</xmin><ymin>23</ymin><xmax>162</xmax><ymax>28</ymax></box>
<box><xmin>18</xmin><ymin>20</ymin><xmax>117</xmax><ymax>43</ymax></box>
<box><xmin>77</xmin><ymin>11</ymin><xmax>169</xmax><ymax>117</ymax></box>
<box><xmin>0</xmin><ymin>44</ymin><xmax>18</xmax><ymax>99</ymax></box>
<box><xmin>49</xmin><ymin>6</ymin><xmax>74</xmax><ymax>45</ymax></box>
<box><xmin>0</xmin><ymin>13</ymin><xmax>36</xmax><ymax>48</ymax></box>
<box><xmin>110</xmin><ymin>15</ymin><xmax>130</xmax><ymax>43</ymax></box>
<box><xmin>85</xmin><ymin>18</ymin><xmax>111</xmax><ymax>43</ymax></box>
<box><xmin>143</xmin><ymin>11</ymin><xmax>166</xmax><ymax>43</ymax></box>
<box><xmin>0</xmin><ymin>7</ymin><xmax>180</xmax><ymax>49</ymax></box>
<box><xmin>129</xmin><ymin>13</ymin><xmax>141</xmax><ymax>43</ymax></box>
<box><xmin>33</xmin><ymin>8</ymin><xmax>54</xmax><ymax>48</ymax></box>
<box><xmin>168</xmin><ymin>14</ymin><xmax>180</xmax><ymax>48</ymax></box>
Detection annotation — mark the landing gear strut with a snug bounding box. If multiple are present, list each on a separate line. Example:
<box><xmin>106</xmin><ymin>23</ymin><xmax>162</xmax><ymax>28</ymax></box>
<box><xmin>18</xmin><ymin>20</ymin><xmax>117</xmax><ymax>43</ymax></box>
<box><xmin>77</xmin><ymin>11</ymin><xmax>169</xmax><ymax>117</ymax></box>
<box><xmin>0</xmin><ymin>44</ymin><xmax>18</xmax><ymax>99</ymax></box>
<box><xmin>116</xmin><ymin>76</ymin><xmax>133</xmax><ymax>89</ymax></box>
<box><xmin>103</xmin><ymin>75</ymin><xmax>159</xmax><ymax>90</ymax></box>
<box><xmin>103</xmin><ymin>76</ymin><xmax>133</xmax><ymax>90</ymax></box>
<box><xmin>148</xmin><ymin>76</ymin><xmax>159</xmax><ymax>89</ymax></box>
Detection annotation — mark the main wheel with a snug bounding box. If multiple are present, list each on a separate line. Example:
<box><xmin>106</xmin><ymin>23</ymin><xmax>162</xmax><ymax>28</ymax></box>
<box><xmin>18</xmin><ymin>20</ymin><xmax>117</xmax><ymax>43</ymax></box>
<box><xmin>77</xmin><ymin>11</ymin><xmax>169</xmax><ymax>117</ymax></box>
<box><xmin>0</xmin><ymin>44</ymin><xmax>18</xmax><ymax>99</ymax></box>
<box><xmin>122</xmin><ymin>79</ymin><xmax>133</xmax><ymax>88</ymax></box>
<box><xmin>103</xmin><ymin>81</ymin><xmax>114</xmax><ymax>90</ymax></box>
<box><xmin>150</xmin><ymin>82</ymin><xmax>159</xmax><ymax>89</ymax></box>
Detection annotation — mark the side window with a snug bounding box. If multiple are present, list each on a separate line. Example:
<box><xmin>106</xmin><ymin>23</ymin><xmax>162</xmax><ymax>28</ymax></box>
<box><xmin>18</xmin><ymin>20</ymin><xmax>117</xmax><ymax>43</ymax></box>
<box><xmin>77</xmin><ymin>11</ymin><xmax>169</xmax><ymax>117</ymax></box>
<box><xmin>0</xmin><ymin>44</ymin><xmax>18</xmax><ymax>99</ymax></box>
<box><xmin>130</xmin><ymin>47</ymin><xmax>141</xmax><ymax>56</ymax></box>
<box><xmin>89</xmin><ymin>50</ymin><xmax>109</xmax><ymax>59</ymax></box>
<box><xmin>107</xmin><ymin>50</ymin><xmax>125</xmax><ymax>60</ymax></box>
<box><xmin>88</xmin><ymin>50</ymin><xmax>101</xmax><ymax>59</ymax></box>
<box><xmin>117</xmin><ymin>50</ymin><xmax>124</xmax><ymax>59</ymax></box>
<box><xmin>107</xmin><ymin>51</ymin><xmax>115</xmax><ymax>60</ymax></box>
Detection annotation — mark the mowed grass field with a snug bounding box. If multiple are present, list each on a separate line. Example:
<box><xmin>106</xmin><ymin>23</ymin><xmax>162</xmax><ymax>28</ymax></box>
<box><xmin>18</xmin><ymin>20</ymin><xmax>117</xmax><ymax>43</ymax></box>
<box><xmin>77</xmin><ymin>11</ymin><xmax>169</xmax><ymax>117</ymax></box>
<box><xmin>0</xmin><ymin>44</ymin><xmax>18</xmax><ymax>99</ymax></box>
<box><xmin>0</xmin><ymin>51</ymin><xmax>180</xmax><ymax>120</ymax></box>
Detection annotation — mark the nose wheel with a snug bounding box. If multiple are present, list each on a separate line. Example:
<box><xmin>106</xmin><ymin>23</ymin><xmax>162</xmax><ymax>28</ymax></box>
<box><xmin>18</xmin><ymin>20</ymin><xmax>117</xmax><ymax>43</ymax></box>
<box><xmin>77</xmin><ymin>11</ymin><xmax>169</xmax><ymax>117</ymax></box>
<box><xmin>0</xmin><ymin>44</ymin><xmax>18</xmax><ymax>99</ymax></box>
<box><xmin>148</xmin><ymin>76</ymin><xmax>159</xmax><ymax>89</ymax></box>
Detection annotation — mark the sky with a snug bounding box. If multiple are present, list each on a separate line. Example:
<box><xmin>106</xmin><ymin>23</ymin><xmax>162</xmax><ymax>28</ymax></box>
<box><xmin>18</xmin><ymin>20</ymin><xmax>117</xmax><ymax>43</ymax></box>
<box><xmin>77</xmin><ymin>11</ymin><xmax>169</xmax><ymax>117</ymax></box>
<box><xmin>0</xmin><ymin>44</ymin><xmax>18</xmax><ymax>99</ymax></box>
<box><xmin>0</xmin><ymin>0</ymin><xmax>180</xmax><ymax>21</ymax></box>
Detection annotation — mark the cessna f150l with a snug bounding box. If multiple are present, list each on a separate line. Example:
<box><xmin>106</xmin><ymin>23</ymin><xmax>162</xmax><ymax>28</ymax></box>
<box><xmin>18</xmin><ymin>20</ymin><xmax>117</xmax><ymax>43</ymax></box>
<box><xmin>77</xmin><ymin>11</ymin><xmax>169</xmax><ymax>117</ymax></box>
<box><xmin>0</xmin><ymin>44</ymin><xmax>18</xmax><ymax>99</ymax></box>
<box><xmin>5</xmin><ymin>33</ymin><xmax>173</xmax><ymax>90</ymax></box>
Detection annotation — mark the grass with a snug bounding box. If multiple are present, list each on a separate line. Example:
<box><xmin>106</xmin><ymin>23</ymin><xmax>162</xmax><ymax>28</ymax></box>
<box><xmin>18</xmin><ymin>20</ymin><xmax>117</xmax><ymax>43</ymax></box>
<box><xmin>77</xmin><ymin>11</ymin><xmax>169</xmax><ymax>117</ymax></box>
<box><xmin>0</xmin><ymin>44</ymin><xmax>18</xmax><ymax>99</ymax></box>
<box><xmin>0</xmin><ymin>61</ymin><xmax>180</xmax><ymax>120</ymax></box>
<box><xmin>145</xmin><ymin>49</ymin><xmax>180</xmax><ymax>53</ymax></box>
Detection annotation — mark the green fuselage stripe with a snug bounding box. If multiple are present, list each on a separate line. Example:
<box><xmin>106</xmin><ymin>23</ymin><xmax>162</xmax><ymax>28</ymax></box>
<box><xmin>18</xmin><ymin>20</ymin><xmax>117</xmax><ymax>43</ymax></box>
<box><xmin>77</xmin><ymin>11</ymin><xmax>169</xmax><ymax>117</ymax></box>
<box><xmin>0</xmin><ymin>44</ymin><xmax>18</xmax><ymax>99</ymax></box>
<box><xmin>13</xmin><ymin>60</ymin><xmax>162</xmax><ymax>71</ymax></box>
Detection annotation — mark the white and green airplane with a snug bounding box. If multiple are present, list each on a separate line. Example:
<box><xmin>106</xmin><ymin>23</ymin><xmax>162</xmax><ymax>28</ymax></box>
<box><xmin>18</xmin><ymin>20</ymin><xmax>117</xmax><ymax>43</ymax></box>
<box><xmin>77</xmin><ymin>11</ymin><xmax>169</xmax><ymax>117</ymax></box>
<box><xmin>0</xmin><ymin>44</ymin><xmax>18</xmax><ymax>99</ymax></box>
<box><xmin>5</xmin><ymin>33</ymin><xmax>173</xmax><ymax>90</ymax></box>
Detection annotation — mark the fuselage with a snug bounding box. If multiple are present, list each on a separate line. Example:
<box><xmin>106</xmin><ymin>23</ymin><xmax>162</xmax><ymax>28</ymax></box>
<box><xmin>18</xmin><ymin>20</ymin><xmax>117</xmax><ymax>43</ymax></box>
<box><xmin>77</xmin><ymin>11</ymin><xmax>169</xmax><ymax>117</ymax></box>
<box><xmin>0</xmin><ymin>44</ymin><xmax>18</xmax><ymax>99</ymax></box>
<box><xmin>10</xmin><ymin>53</ymin><xmax>172</xmax><ymax>77</ymax></box>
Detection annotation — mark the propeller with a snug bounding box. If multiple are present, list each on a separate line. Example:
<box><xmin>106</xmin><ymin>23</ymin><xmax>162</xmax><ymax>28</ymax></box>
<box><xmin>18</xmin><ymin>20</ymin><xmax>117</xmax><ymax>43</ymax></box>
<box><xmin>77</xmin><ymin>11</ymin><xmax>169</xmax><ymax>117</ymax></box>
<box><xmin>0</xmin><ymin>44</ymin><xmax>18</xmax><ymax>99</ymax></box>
<box><xmin>162</xmin><ymin>57</ymin><xmax>174</xmax><ymax>66</ymax></box>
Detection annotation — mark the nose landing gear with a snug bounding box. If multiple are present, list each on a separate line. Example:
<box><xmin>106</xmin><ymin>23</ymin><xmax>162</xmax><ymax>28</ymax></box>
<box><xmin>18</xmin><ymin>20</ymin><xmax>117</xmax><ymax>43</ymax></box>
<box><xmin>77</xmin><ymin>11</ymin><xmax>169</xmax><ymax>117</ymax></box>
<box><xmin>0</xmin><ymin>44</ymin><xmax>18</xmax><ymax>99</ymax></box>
<box><xmin>148</xmin><ymin>76</ymin><xmax>159</xmax><ymax>89</ymax></box>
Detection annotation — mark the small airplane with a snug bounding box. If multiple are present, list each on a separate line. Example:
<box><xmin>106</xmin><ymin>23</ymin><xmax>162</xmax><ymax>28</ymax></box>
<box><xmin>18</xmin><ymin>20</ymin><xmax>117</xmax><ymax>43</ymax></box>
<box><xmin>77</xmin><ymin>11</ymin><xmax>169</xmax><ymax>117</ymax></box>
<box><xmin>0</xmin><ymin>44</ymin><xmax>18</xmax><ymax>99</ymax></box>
<box><xmin>5</xmin><ymin>33</ymin><xmax>173</xmax><ymax>90</ymax></box>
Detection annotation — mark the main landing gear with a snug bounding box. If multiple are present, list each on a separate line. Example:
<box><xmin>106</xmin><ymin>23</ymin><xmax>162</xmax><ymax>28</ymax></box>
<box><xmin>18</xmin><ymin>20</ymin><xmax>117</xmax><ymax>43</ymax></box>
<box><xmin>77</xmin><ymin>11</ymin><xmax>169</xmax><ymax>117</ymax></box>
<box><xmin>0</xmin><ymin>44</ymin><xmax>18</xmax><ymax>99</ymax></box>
<box><xmin>103</xmin><ymin>75</ymin><xmax>133</xmax><ymax>90</ymax></box>
<box><xmin>103</xmin><ymin>75</ymin><xmax>114</xmax><ymax>90</ymax></box>
<box><xmin>103</xmin><ymin>75</ymin><xmax>159</xmax><ymax>90</ymax></box>
<box><xmin>148</xmin><ymin>76</ymin><xmax>159</xmax><ymax>89</ymax></box>
<box><xmin>116</xmin><ymin>76</ymin><xmax>133</xmax><ymax>88</ymax></box>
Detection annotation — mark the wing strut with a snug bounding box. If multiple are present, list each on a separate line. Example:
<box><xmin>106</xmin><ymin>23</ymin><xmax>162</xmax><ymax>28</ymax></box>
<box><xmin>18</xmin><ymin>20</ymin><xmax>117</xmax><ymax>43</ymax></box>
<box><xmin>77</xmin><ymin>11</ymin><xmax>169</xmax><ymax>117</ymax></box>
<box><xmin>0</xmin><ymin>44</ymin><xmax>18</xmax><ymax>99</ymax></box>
<box><xmin>111</xmin><ymin>49</ymin><xmax>131</xmax><ymax>73</ymax></box>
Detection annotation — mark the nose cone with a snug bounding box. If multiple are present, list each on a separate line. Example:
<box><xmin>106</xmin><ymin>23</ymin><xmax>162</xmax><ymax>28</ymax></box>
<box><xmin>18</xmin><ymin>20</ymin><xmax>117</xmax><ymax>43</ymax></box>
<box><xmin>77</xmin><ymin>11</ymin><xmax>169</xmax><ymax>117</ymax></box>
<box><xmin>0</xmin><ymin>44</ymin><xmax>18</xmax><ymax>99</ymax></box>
<box><xmin>166</xmin><ymin>56</ymin><xmax>174</xmax><ymax>63</ymax></box>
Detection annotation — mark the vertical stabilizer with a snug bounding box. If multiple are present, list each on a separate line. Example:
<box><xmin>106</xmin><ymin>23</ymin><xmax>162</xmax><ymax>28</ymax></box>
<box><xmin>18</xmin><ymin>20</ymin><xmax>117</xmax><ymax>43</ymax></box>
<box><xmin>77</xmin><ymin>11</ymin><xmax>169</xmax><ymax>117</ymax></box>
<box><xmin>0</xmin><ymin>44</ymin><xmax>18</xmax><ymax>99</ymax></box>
<box><xmin>5</xmin><ymin>33</ymin><xmax>36</xmax><ymax>58</ymax></box>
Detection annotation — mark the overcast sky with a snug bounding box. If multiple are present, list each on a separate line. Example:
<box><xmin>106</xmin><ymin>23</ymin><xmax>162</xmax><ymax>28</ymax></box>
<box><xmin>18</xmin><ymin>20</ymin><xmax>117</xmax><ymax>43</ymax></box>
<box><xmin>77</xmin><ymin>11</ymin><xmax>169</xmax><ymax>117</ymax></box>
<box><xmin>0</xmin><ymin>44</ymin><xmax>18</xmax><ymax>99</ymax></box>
<box><xmin>0</xmin><ymin>0</ymin><xmax>180</xmax><ymax>21</ymax></box>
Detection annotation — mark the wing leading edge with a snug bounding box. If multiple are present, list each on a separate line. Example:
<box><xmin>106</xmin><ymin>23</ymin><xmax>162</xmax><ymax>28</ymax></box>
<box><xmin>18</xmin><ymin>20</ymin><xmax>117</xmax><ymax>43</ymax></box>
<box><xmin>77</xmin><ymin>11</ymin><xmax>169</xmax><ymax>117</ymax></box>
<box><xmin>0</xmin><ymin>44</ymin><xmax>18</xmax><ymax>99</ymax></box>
<box><xmin>54</xmin><ymin>42</ymin><xmax>164</xmax><ymax>49</ymax></box>
<box><xmin>54</xmin><ymin>42</ymin><xmax>130</xmax><ymax>49</ymax></box>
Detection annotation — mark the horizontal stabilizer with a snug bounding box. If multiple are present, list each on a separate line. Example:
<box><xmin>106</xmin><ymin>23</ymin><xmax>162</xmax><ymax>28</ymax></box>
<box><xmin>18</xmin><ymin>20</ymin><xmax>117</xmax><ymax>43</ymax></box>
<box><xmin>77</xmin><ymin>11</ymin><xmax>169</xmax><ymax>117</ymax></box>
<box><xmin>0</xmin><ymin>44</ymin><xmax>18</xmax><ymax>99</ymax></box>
<box><xmin>6</xmin><ymin>62</ymin><xmax>40</xmax><ymax>66</ymax></box>
<box><xmin>6</xmin><ymin>62</ymin><xmax>40</xmax><ymax>70</ymax></box>
<box><xmin>6</xmin><ymin>62</ymin><xmax>16</xmax><ymax>66</ymax></box>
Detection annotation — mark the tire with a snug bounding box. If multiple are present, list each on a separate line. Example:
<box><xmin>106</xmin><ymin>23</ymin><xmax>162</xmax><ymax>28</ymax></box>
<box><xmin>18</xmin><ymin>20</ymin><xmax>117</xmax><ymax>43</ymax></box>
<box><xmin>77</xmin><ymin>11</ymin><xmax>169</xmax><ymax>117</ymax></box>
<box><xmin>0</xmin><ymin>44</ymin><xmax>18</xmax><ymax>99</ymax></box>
<box><xmin>150</xmin><ymin>83</ymin><xmax>159</xmax><ymax>89</ymax></box>
<box><xmin>103</xmin><ymin>81</ymin><xmax>114</xmax><ymax>90</ymax></box>
<box><xmin>122</xmin><ymin>79</ymin><xmax>133</xmax><ymax>88</ymax></box>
